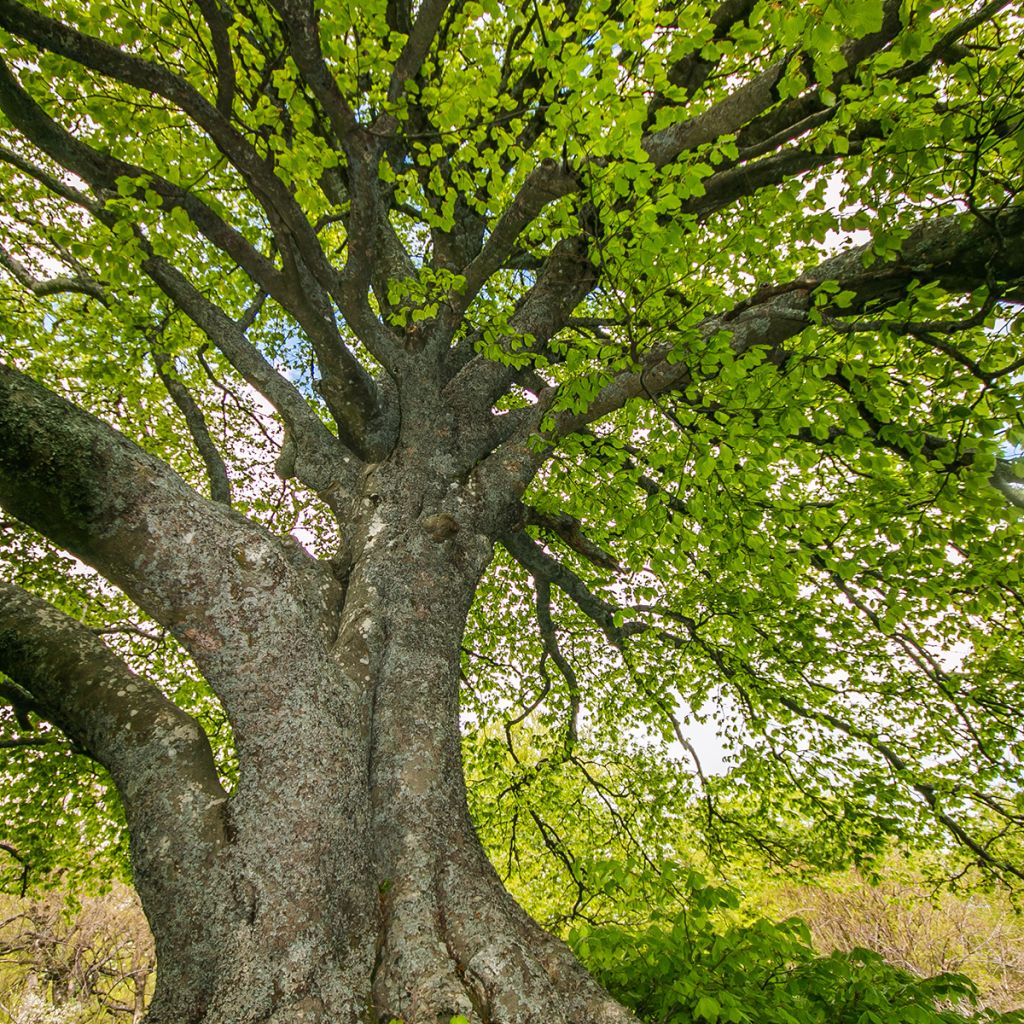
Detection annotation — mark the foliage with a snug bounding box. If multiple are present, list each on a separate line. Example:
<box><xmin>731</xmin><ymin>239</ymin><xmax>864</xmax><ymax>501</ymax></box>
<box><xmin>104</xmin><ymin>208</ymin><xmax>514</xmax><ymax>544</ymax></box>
<box><xmin>465</xmin><ymin>726</ymin><xmax>1024</xmax><ymax>1021</ymax></box>
<box><xmin>568</xmin><ymin>867</ymin><xmax>1020</xmax><ymax>1024</ymax></box>
<box><xmin>466</xmin><ymin>728</ymin><xmax>1024</xmax><ymax>1022</ymax></box>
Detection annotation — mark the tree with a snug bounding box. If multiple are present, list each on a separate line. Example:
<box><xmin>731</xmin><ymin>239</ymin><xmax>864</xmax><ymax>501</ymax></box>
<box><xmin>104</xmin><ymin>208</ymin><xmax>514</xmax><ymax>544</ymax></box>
<box><xmin>0</xmin><ymin>0</ymin><xmax>1023</xmax><ymax>1019</ymax></box>
<box><xmin>0</xmin><ymin>883</ymin><xmax>155</xmax><ymax>1023</ymax></box>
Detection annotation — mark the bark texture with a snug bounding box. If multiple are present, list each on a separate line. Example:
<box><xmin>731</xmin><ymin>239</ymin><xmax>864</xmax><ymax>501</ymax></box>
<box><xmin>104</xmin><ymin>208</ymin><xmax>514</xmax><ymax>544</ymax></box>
<box><xmin>127</xmin><ymin>464</ymin><xmax>635</xmax><ymax>1024</ymax></box>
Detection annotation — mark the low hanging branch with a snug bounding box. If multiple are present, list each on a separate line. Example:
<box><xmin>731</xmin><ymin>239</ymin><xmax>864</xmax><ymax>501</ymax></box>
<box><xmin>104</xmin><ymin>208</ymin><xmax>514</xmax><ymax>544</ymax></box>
<box><xmin>0</xmin><ymin>842</ymin><xmax>28</xmax><ymax>897</ymax></box>
<box><xmin>533</xmin><ymin>576</ymin><xmax>581</xmax><ymax>752</ymax></box>
<box><xmin>522</xmin><ymin>506</ymin><xmax>622</xmax><ymax>574</ymax></box>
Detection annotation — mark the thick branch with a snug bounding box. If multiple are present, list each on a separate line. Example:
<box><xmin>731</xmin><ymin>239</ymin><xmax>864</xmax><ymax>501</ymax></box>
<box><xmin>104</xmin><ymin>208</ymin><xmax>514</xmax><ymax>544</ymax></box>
<box><xmin>384</xmin><ymin>0</ymin><xmax>452</xmax><ymax>108</ymax></box>
<box><xmin>0</xmin><ymin>735</ymin><xmax>64</xmax><ymax>750</ymax></box>
<box><xmin>734</xmin><ymin>0</ymin><xmax>901</xmax><ymax>149</ymax></box>
<box><xmin>0</xmin><ymin>362</ymin><xmax>332</xmax><ymax>666</ymax></box>
<box><xmin>542</xmin><ymin>207</ymin><xmax>1024</xmax><ymax>439</ymax></box>
<box><xmin>0</xmin><ymin>580</ymin><xmax>227</xmax><ymax>840</ymax></box>
<box><xmin>443</xmin><ymin>234</ymin><xmax>598</xmax><ymax>442</ymax></box>
<box><xmin>456</xmin><ymin>160</ymin><xmax>579</xmax><ymax>314</ymax></box>
<box><xmin>685</xmin><ymin>142</ymin><xmax>862</xmax><ymax>221</ymax></box>
<box><xmin>732</xmin><ymin>0</ymin><xmax>998</xmax><ymax>157</ymax></box>
<box><xmin>644</xmin><ymin>0</ymin><xmax>900</xmax><ymax>168</ymax></box>
<box><xmin>195</xmin><ymin>0</ymin><xmax>237</xmax><ymax>117</ymax></box>
<box><xmin>643</xmin><ymin>57</ymin><xmax>789</xmax><ymax>169</ymax></box>
<box><xmin>991</xmin><ymin>461</ymin><xmax>1024</xmax><ymax>509</ymax></box>
<box><xmin>268</xmin><ymin>0</ymin><xmax>358</xmax><ymax>140</ymax></box>
<box><xmin>141</xmin><ymin>256</ymin><xmax>361</xmax><ymax>507</ymax></box>
<box><xmin>447</xmin><ymin>0</ymin><xmax>1011</xmax><ymax>436</ymax></box>
<box><xmin>889</xmin><ymin>0</ymin><xmax>1013</xmax><ymax>84</ymax></box>
<box><xmin>649</xmin><ymin>0</ymin><xmax>759</xmax><ymax>112</ymax></box>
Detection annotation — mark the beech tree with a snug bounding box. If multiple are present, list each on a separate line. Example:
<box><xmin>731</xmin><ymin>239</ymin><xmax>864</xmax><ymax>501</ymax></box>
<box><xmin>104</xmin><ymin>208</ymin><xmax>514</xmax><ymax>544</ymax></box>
<box><xmin>1</xmin><ymin>0</ymin><xmax>1023</xmax><ymax>1020</ymax></box>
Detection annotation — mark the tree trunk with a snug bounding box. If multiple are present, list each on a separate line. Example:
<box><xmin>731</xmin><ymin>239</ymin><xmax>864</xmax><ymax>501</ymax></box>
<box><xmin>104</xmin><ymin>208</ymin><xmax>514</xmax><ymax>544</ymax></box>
<box><xmin>0</xmin><ymin>357</ymin><xmax>632</xmax><ymax>1024</ymax></box>
<box><xmin>131</xmin><ymin>457</ymin><xmax>632</xmax><ymax>1024</ymax></box>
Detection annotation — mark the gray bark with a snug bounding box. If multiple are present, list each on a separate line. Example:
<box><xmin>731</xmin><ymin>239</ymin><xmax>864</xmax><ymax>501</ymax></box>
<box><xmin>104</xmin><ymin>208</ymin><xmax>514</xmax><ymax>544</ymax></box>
<box><xmin>131</xmin><ymin>462</ymin><xmax>634</xmax><ymax>1024</ymax></box>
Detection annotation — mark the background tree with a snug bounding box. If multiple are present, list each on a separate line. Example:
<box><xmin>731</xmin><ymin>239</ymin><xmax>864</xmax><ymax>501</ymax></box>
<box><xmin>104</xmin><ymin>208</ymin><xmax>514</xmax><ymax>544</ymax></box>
<box><xmin>0</xmin><ymin>883</ymin><xmax>154</xmax><ymax>1024</ymax></box>
<box><xmin>0</xmin><ymin>0</ymin><xmax>1023</xmax><ymax>1022</ymax></box>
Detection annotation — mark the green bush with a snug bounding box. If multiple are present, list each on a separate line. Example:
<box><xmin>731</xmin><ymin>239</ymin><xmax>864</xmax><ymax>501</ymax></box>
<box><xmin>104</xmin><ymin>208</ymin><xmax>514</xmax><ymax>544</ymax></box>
<box><xmin>569</xmin><ymin>868</ymin><xmax>1022</xmax><ymax>1024</ymax></box>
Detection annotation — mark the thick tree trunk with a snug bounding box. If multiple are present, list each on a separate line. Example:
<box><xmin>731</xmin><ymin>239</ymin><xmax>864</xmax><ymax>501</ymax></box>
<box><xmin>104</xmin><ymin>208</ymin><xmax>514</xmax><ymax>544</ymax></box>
<box><xmin>133</xmin><ymin>458</ymin><xmax>632</xmax><ymax>1024</ymax></box>
<box><xmin>0</xmin><ymin>359</ymin><xmax>632</xmax><ymax>1024</ymax></box>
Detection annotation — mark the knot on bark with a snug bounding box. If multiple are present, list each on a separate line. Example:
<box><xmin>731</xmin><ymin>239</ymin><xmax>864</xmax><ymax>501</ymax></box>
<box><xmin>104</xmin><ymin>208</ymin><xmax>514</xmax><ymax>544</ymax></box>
<box><xmin>421</xmin><ymin>513</ymin><xmax>459</xmax><ymax>542</ymax></box>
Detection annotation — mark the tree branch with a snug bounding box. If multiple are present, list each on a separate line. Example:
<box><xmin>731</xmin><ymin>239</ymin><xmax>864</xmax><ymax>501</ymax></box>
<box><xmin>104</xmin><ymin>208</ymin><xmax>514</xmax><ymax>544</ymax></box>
<box><xmin>384</xmin><ymin>0</ymin><xmax>452</xmax><ymax>108</ymax></box>
<box><xmin>534</xmin><ymin>576</ymin><xmax>580</xmax><ymax>752</ymax></box>
<box><xmin>685</xmin><ymin>141</ymin><xmax>864</xmax><ymax>221</ymax></box>
<box><xmin>647</xmin><ymin>0</ymin><xmax>759</xmax><ymax>119</ymax></box>
<box><xmin>455</xmin><ymin>159</ymin><xmax>579</xmax><ymax>314</ymax></box>
<box><xmin>0</xmin><ymin>842</ymin><xmax>28</xmax><ymax>897</ymax></box>
<box><xmin>443</xmin><ymin>234</ymin><xmax>598</xmax><ymax>442</ymax></box>
<box><xmin>500</xmin><ymin>531</ymin><xmax>643</xmax><ymax>649</ymax></box>
<box><xmin>195</xmin><ymin>0</ymin><xmax>237</xmax><ymax>117</ymax></box>
<box><xmin>730</xmin><ymin>0</ymin><xmax>1002</xmax><ymax>163</ymax></box>
<box><xmin>889</xmin><ymin>0</ymin><xmax>1013</xmax><ymax>84</ymax></box>
<box><xmin>646</xmin><ymin>0</ymin><xmax>900</xmax><ymax>168</ymax></box>
<box><xmin>0</xmin><ymin>243</ymin><xmax>106</xmax><ymax>302</ymax></box>
<box><xmin>267</xmin><ymin>0</ymin><xmax>359</xmax><ymax>140</ymax></box>
<box><xmin>141</xmin><ymin>257</ymin><xmax>360</xmax><ymax>503</ymax></box>
<box><xmin>539</xmin><ymin>207</ymin><xmax>1024</xmax><ymax>441</ymax></box>
<box><xmin>153</xmin><ymin>351</ymin><xmax>232</xmax><ymax>506</ymax></box>
<box><xmin>0</xmin><ymin>735</ymin><xmax>62</xmax><ymax>750</ymax></box>
<box><xmin>0</xmin><ymin>143</ymin><xmax>98</xmax><ymax>211</ymax></box>
<box><xmin>0</xmin><ymin>362</ymin><xmax>335</xmax><ymax>666</ymax></box>
<box><xmin>522</xmin><ymin>506</ymin><xmax>621</xmax><ymax>573</ymax></box>
<box><xmin>0</xmin><ymin>580</ymin><xmax>228</xmax><ymax>853</ymax></box>
<box><xmin>663</xmin><ymin>593</ymin><xmax>1024</xmax><ymax>879</ymax></box>
<box><xmin>732</xmin><ymin>0</ymin><xmax>902</xmax><ymax>152</ymax></box>
<box><xmin>643</xmin><ymin>56</ymin><xmax>791</xmax><ymax>169</ymax></box>
<box><xmin>991</xmin><ymin>461</ymin><xmax>1024</xmax><ymax>509</ymax></box>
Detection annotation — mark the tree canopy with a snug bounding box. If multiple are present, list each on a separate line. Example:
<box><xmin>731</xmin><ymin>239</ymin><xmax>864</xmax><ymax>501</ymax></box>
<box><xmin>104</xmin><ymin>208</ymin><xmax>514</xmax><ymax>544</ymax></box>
<box><xmin>0</xmin><ymin>0</ymin><xmax>1023</xmax><ymax>1019</ymax></box>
